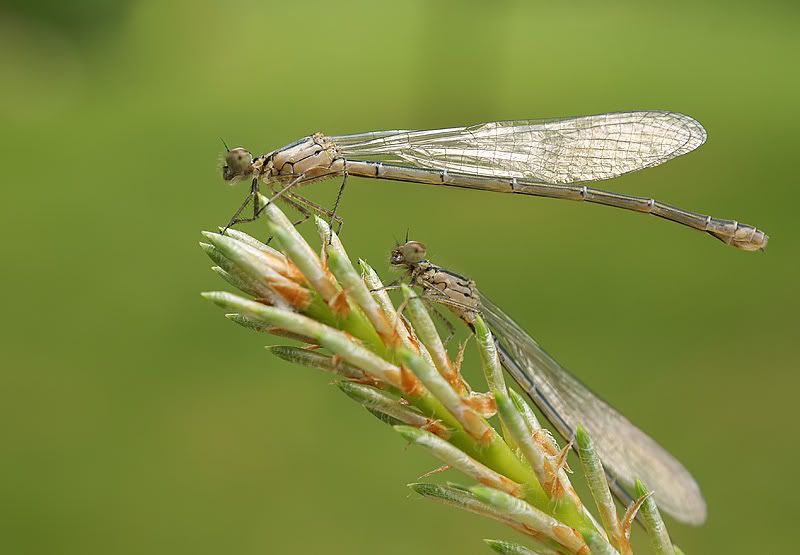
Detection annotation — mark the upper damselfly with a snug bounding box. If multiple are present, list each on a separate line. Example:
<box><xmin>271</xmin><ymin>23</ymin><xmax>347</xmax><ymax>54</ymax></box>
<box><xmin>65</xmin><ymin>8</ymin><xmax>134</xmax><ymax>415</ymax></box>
<box><xmin>222</xmin><ymin>111</ymin><xmax>767</xmax><ymax>251</ymax></box>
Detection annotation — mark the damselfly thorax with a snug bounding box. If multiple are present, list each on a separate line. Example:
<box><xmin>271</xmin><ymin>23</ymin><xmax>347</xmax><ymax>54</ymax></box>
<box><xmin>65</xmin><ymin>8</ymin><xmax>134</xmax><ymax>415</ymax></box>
<box><xmin>261</xmin><ymin>134</ymin><xmax>346</xmax><ymax>184</ymax></box>
<box><xmin>224</xmin><ymin>134</ymin><xmax>344</xmax><ymax>186</ymax></box>
<box><xmin>398</xmin><ymin>261</ymin><xmax>481</xmax><ymax>326</ymax></box>
<box><xmin>222</xmin><ymin>111</ymin><xmax>769</xmax><ymax>251</ymax></box>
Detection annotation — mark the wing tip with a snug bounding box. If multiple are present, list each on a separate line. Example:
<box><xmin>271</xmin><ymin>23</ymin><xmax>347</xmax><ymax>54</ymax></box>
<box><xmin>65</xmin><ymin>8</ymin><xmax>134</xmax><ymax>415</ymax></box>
<box><xmin>668</xmin><ymin>498</ymin><xmax>708</xmax><ymax>526</ymax></box>
<box><xmin>665</xmin><ymin>110</ymin><xmax>708</xmax><ymax>155</ymax></box>
<box><xmin>644</xmin><ymin>471</ymin><xmax>708</xmax><ymax>526</ymax></box>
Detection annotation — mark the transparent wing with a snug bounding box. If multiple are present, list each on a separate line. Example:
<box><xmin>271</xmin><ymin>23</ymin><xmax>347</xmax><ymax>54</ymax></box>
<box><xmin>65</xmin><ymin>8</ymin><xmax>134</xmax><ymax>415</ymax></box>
<box><xmin>332</xmin><ymin>111</ymin><xmax>706</xmax><ymax>184</ymax></box>
<box><xmin>479</xmin><ymin>293</ymin><xmax>706</xmax><ymax>525</ymax></box>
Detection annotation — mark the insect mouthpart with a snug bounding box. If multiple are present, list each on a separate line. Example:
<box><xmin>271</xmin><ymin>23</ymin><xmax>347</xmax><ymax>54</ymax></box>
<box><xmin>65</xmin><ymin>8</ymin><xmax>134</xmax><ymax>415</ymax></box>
<box><xmin>389</xmin><ymin>250</ymin><xmax>405</xmax><ymax>266</ymax></box>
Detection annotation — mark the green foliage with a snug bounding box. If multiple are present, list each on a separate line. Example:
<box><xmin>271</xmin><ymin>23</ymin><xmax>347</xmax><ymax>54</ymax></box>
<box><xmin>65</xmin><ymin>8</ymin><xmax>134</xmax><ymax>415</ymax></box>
<box><xmin>202</xmin><ymin>206</ymin><xmax>690</xmax><ymax>553</ymax></box>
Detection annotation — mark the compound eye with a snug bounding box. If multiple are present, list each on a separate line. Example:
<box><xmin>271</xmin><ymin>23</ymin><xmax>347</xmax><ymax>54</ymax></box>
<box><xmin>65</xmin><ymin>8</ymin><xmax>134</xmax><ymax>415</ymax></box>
<box><xmin>400</xmin><ymin>241</ymin><xmax>426</xmax><ymax>263</ymax></box>
<box><xmin>223</xmin><ymin>148</ymin><xmax>254</xmax><ymax>180</ymax></box>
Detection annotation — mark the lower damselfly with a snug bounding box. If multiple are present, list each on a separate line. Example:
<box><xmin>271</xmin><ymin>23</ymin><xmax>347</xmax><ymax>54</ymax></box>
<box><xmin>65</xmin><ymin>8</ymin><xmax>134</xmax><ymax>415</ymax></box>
<box><xmin>222</xmin><ymin>111</ymin><xmax>767</xmax><ymax>251</ymax></box>
<box><xmin>389</xmin><ymin>240</ymin><xmax>706</xmax><ymax>526</ymax></box>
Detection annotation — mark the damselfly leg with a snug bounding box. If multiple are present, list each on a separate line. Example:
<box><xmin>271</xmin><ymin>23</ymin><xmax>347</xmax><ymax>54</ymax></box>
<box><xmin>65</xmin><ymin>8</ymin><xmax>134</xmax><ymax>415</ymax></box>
<box><xmin>226</xmin><ymin>162</ymin><xmax>347</xmax><ymax>239</ymax></box>
<box><xmin>284</xmin><ymin>190</ymin><xmax>344</xmax><ymax>234</ymax></box>
<box><xmin>328</xmin><ymin>170</ymin><xmax>348</xmax><ymax>237</ymax></box>
<box><xmin>223</xmin><ymin>178</ymin><xmax>260</xmax><ymax>232</ymax></box>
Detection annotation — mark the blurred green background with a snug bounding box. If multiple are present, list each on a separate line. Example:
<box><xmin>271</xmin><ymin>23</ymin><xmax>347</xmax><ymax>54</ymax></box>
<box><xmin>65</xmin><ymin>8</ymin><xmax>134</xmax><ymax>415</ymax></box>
<box><xmin>1</xmin><ymin>1</ymin><xmax>797</xmax><ymax>553</ymax></box>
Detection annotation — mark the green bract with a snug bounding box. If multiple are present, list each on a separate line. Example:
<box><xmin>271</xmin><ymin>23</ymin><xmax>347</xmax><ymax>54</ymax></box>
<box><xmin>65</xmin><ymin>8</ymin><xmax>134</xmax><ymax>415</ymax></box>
<box><xmin>202</xmin><ymin>204</ymin><xmax>688</xmax><ymax>555</ymax></box>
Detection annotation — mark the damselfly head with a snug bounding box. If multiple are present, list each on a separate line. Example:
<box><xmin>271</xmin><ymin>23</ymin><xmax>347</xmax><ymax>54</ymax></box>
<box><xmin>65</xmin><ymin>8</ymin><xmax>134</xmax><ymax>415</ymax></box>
<box><xmin>222</xmin><ymin>148</ymin><xmax>254</xmax><ymax>181</ymax></box>
<box><xmin>390</xmin><ymin>241</ymin><xmax>427</xmax><ymax>267</ymax></box>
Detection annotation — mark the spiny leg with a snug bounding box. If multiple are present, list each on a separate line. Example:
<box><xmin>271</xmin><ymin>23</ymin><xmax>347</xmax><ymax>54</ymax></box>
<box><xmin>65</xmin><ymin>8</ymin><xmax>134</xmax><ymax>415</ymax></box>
<box><xmin>368</xmin><ymin>280</ymin><xmax>402</xmax><ymax>294</ymax></box>
<box><xmin>414</xmin><ymin>289</ymin><xmax>483</xmax><ymax>347</ymax></box>
<box><xmin>283</xmin><ymin>191</ymin><xmax>344</xmax><ymax>233</ymax></box>
<box><xmin>253</xmin><ymin>189</ymin><xmax>312</xmax><ymax>246</ymax></box>
<box><xmin>328</xmin><ymin>170</ymin><xmax>348</xmax><ymax>239</ymax></box>
<box><xmin>422</xmin><ymin>298</ymin><xmax>457</xmax><ymax>345</ymax></box>
<box><xmin>274</xmin><ymin>167</ymin><xmax>348</xmax><ymax>238</ymax></box>
<box><xmin>380</xmin><ymin>280</ymin><xmax>465</xmax><ymax>344</ymax></box>
<box><xmin>253</xmin><ymin>173</ymin><xmax>307</xmax><ymax>219</ymax></box>
<box><xmin>281</xmin><ymin>195</ymin><xmax>314</xmax><ymax>227</ymax></box>
<box><xmin>223</xmin><ymin>178</ymin><xmax>260</xmax><ymax>232</ymax></box>
<box><xmin>261</xmin><ymin>192</ymin><xmax>338</xmax><ymax>245</ymax></box>
<box><xmin>243</xmin><ymin>173</ymin><xmax>311</xmax><ymax>244</ymax></box>
<box><xmin>393</xmin><ymin>296</ymin><xmax>411</xmax><ymax>336</ymax></box>
<box><xmin>254</xmin><ymin>165</ymin><xmax>346</xmax><ymax>221</ymax></box>
<box><xmin>391</xmin><ymin>291</ymin><xmax>454</xmax><ymax>342</ymax></box>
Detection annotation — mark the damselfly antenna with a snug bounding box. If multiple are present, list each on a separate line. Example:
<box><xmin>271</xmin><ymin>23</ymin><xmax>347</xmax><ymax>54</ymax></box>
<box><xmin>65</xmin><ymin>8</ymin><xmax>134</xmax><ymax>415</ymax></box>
<box><xmin>220</xmin><ymin>137</ymin><xmax>231</xmax><ymax>152</ymax></box>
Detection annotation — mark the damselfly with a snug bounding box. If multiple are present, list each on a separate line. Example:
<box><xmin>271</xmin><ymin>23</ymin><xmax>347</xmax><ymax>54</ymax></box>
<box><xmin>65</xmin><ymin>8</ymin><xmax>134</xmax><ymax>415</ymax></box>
<box><xmin>222</xmin><ymin>111</ymin><xmax>767</xmax><ymax>251</ymax></box>
<box><xmin>389</xmin><ymin>240</ymin><xmax>706</xmax><ymax>526</ymax></box>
